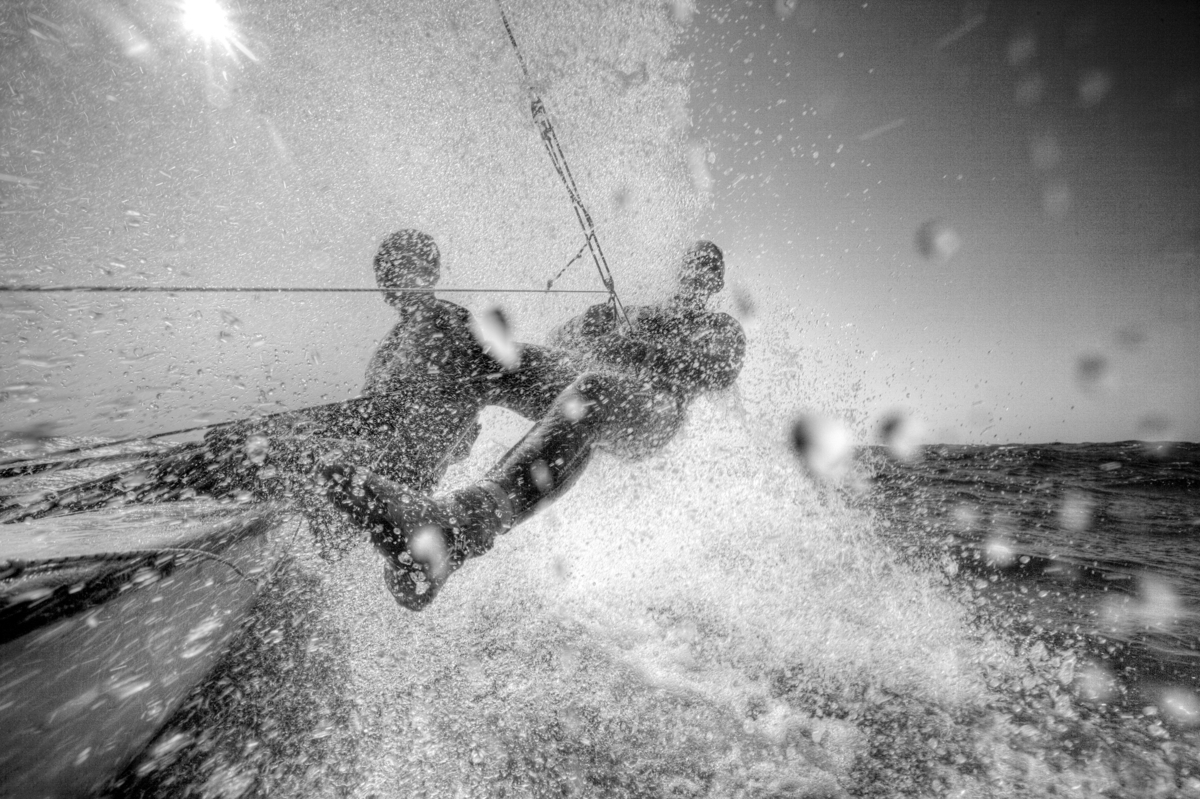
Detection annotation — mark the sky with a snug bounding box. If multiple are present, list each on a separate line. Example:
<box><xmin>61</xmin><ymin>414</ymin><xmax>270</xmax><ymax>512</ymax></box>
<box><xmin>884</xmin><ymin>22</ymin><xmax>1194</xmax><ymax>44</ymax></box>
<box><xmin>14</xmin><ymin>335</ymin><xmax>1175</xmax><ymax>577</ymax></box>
<box><xmin>0</xmin><ymin>0</ymin><xmax>1197</xmax><ymax>446</ymax></box>
<box><xmin>685</xmin><ymin>0</ymin><xmax>1200</xmax><ymax>443</ymax></box>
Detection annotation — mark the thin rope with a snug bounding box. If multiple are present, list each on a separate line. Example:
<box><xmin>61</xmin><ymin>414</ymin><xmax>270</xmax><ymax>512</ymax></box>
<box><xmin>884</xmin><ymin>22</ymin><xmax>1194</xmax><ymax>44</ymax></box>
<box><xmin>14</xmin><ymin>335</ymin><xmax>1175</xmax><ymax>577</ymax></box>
<box><xmin>495</xmin><ymin>1</ymin><xmax>632</xmax><ymax>332</ymax></box>
<box><xmin>0</xmin><ymin>285</ymin><xmax>608</xmax><ymax>295</ymax></box>
<box><xmin>0</xmin><ymin>363</ymin><xmax>560</xmax><ymax>475</ymax></box>
<box><xmin>545</xmin><ymin>240</ymin><xmax>589</xmax><ymax>291</ymax></box>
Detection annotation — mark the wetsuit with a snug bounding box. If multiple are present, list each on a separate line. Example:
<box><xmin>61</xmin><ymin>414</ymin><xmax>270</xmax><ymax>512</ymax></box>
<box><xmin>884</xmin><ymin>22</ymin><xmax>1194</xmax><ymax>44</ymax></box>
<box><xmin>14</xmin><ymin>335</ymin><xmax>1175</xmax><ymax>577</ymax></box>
<box><xmin>481</xmin><ymin>298</ymin><xmax>746</xmax><ymax>521</ymax></box>
<box><xmin>204</xmin><ymin>294</ymin><xmax>580</xmax><ymax>556</ymax></box>
<box><xmin>328</xmin><ymin>296</ymin><xmax>746</xmax><ymax>608</ymax></box>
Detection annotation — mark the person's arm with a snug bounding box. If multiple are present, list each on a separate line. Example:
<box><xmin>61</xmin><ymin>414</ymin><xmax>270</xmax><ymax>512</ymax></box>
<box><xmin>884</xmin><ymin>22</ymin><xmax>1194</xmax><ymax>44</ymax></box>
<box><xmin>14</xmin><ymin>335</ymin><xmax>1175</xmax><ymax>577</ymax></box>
<box><xmin>548</xmin><ymin>302</ymin><xmax>619</xmax><ymax>352</ymax></box>
<box><xmin>669</xmin><ymin>314</ymin><xmax>746</xmax><ymax>391</ymax></box>
<box><xmin>363</xmin><ymin>324</ymin><xmax>406</xmax><ymax>395</ymax></box>
<box><xmin>588</xmin><ymin>313</ymin><xmax>747</xmax><ymax>392</ymax></box>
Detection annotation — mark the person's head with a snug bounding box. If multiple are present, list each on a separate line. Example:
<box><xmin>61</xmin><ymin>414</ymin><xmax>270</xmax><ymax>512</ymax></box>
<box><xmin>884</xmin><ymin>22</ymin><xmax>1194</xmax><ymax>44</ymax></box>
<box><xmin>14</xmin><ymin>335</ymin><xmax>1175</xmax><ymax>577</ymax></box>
<box><xmin>374</xmin><ymin>230</ymin><xmax>440</xmax><ymax>308</ymax></box>
<box><xmin>674</xmin><ymin>240</ymin><xmax>725</xmax><ymax>309</ymax></box>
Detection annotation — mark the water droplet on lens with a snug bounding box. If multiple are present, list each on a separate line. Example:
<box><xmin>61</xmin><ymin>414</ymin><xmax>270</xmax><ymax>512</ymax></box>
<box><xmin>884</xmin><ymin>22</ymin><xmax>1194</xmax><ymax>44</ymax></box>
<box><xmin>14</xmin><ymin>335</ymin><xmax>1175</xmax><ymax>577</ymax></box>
<box><xmin>1014</xmin><ymin>73</ymin><xmax>1044</xmax><ymax>105</ymax></box>
<box><xmin>877</xmin><ymin>410</ymin><xmax>923</xmax><ymax>462</ymax></box>
<box><xmin>688</xmin><ymin>144</ymin><xmax>713</xmax><ymax>196</ymax></box>
<box><xmin>245</xmin><ymin>434</ymin><xmax>270</xmax><ymax>466</ymax></box>
<box><xmin>410</xmin><ymin>526</ymin><xmax>450</xmax><ymax>582</ymax></box>
<box><xmin>1135</xmin><ymin>574</ymin><xmax>1181</xmax><ymax>631</ymax></box>
<box><xmin>915</xmin><ymin>219</ymin><xmax>960</xmax><ymax>262</ymax></box>
<box><xmin>612</xmin><ymin>186</ymin><xmax>630</xmax><ymax>210</ymax></box>
<box><xmin>530</xmin><ymin>460</ymin><xmax>553</xmax><ymax>494</ymax></box>
<box><xmin>984</xmin><ymin>536</ymin><xmax>1015</xmax><ymax>568</ymax></box>
<box><xmin>732</xmin><ymin>286</ymin><xmax>757</xmax><ymax>324</ymax></box>
<box><xmin>790</xmin><ymin>413</ymin><xmax>853</xmax><ymax>481</ymax></box>
<box><xmin>1029</xmin><ymin>134</ymin><xmax>1061</xmax><ymax>171</ymax></box>
<box><xmin>561</xmin><ymin>391</ymin><xmax>591</xmax><ymax>422</ymax></box>
<box><xmin>1137</xmin><ymin>414</ymin><xmax>1173</xmax><ymax>441</ymax></box>
<box><xmin>666</xmin><ymin>0</ymin><xmax>692</xmax><ymax>25</ymax></box>
<box><xmin>774</xmin><ymin>0</ymin><xmax>797</xmax><ymax>21</ymax></box>
<box><xmin>951</xmin><ymin>503</ymin><xmax>979</xmax><ymax>531</ymax></box>
<box><xmin>1006</xmin><ymin>33</ymin><xmax>1036</xmax><ymax>67</ymax></box>
<box><xmin>1058</xmin><ymin>492</ymin><xmax>1093</xmax><ymax>532</ymax></box>
<box><xmin>1075</xmin><ymin>661</ymin><xmax>1117</xmax><ymax>703</ymax></box>
<box><xmin>1114</xmin><ymin>326</ymin><xmax>1146</xmax><ymax>350</ymax></box>
<box><xmin>1042</xmin><ymin>183</ymin><xmax>1072</xmax><ymax>220</ymax></box>
<box><xmin>1074</xmin><ymin>352</ymin><xmax>1108</xmax><ymax>393</ymax></box>
<box><xmin>471</xmin><ymin>306</ymin><xmax>521</xmax><ymax>370</ymax></box>
<box><xmin>1078</xmin><ymin>69</ymin><xmax>1112</xmax><ymax>107</ymax></box>
<box><xmin>1160</xmin><ymin>688</ymin><xmax>1200</xmax><ymax>727</ymax></box>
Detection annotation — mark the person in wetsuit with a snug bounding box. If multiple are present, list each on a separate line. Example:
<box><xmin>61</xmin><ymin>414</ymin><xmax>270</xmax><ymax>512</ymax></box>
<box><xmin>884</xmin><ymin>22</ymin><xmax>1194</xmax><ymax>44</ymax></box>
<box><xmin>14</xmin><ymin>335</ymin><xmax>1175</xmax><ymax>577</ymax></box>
<box><xmin>201</xmin><ymin>229</ymin><xmax>581</xmax><ymax>555</ymax></box>
<box><xmin>323</xmin><ymin>239</ymin><xmax>746</xmax><ymax>609</ymax></box>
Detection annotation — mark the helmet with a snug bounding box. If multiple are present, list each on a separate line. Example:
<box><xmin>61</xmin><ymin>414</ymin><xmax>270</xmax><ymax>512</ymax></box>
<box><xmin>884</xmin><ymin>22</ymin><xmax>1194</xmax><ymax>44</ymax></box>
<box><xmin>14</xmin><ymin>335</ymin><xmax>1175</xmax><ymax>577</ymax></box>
<box><xmin>374</xmin><ymin>230</ymin><xmax>441</xmax><ymax>290</ymax></box>
<box><xmin>679</xmin><ymin>240</ymin><xmax>724</xmax><ymax>297</ymax></box>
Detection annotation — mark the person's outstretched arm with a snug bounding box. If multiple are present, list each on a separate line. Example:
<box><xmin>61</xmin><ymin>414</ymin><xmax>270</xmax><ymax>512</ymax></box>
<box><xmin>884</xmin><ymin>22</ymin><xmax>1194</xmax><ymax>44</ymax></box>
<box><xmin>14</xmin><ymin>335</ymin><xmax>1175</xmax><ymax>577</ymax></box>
<box><xmin>587</xmin><ymin>314</ymin><xmax>747</xmax><ymax>392</ymax></box>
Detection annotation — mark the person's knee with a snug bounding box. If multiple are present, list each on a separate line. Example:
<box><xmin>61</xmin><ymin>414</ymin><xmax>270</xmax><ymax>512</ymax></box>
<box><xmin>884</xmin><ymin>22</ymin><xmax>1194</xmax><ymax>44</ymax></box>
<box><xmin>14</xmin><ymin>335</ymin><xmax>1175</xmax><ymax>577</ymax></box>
<box><xmin>559</xmin><ymin>372</ymin><xmax>623</xmax><ymax>421</ymax></box>
<box><xmin>382</xmin><ymin>561</ymin><xmax>439</xmax><ymax>611</ymax></box>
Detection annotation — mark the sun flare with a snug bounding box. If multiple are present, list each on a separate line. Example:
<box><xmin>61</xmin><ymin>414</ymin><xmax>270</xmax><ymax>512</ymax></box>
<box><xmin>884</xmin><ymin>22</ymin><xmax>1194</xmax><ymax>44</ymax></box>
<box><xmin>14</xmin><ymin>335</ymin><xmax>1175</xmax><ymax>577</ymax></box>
<box><xmin>180</xmin><ymin>0</ymin><xmax>258</xmax><ymax>61</ymax></box>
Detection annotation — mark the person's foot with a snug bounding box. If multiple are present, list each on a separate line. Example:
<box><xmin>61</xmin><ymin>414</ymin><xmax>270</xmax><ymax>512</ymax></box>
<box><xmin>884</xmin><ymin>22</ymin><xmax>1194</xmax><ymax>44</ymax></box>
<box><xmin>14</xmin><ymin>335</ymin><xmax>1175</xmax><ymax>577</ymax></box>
<box><xmin>321</xmin><ymin>464</ymin><xmax>510</xmax><ymax>610</ymax></box>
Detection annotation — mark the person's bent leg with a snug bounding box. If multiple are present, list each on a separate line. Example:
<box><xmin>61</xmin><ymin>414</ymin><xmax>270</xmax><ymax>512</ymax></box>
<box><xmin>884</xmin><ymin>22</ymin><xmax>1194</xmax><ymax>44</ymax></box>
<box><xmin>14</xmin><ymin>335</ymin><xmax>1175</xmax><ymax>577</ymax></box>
<box><xmin>322</xmin><ymin>372</ymin><xmax>683</xmax><ymax>610</ymax></box>
<box><xmin>323</xmin><ymin>464</ymin><xmax>510</xmax><ymax>609</ymax></box>
<box><xmin>478</xmin><ymin>372</ymin><xmax>686</xmax><ymax>525</ymax></box>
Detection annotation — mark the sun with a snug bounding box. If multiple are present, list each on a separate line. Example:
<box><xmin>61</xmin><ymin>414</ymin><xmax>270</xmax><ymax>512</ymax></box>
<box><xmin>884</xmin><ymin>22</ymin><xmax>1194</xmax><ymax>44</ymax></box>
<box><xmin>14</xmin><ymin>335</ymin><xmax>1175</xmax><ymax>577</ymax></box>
<box><xmin>180</xmin><ymin>0</ymin><xmax>257</xmax><ymax>61</ymax></box>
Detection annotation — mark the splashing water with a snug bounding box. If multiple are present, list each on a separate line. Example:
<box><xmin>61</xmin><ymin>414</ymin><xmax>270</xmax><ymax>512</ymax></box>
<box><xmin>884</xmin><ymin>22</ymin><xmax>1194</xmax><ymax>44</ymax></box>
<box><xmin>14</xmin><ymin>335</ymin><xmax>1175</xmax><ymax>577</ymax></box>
<box><xmin>3</xmin><ymin>0</ymin><xmax>1198</xmax><ymax>795</ymax></box>
<box><xmin>261</xmin><ymin>402</ymin><xmax>1020</xmax><ymax>797</ymax></box>
<box><xmin>113</xmin><ymin>338</ymin><xmax>1200</xmax><ymax>797</ymax></box>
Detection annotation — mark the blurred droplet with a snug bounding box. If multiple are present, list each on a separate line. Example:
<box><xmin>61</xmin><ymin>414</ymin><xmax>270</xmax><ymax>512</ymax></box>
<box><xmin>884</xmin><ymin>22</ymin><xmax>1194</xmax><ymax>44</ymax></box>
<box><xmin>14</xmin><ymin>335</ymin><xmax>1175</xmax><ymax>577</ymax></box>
<box><xmin>612</xmin><ymin>186</ymin><xmax>631</xmax><ymax>211</ymax></box>
<box><xmin>1042</xmin><ymin>183</ymin><xmax>1072</xmax><ymax>219</ymax></box>
<box><xmin>774</xmin><ymin>0</ymin><xmax>797</xmax><ymax>21</ymax></box>
<box><xmin>952</xmin><ymin>503</ymin><xmax>979</xmax><ymax>531</ymax></box>
<box><xmin>0</xmin><ymin>420</ymin><xmax>59</xmax><ymax>450</ymax></box>
<box><xmin>915</xmin><ymin>219</ymin><xmax>961</xmax><ymax>262</ymax></box>
<box><xmin>1137</xmin><ymin>414</ymin><xmax>1173</xmax><ymax>442</ymax></box>
<box><xmin>984</xmin><ymin>537</ymin><xmax>1015</xmax><ymax>568</ymax></box>
<box><xmin>1074</xmin><ymin>352</ymin><xmax>1109</xmax><ymax>393</ymax></box>
<box><xmin>1029</xmin><ymin>134</ymin><xmax>1061</xmax><ymax>171</ymax></box>
<box><xmin>118</xmin><ymin>470</ymin><xmax>151</xmax><ymax>489</ymax></box>
<box><xmin>410</xmin><ymin>527</ymin><xmax>450</xmax><ymax>582</ymax></box>
<box><xmin>877</xmin><ymin>410</ymin><xmax>924</xmax><ymax>463</ymax></box>
<box><xmin>218</xmin><ymin>309</ymin><xmax>242</xmax><ymax>329</ymax></box>
<box><xmin>1075</xmin><ymin>662</ymin><xmax>1117</xmax><ymax>703</ymax></box>
<box><xmin>1114</xmin><ymin>326</ymin><xmax>1146</xmax><ymax>350</ymax></box>
<box><xmin>1078</xmin><ymin>69</ymin><xmax>1112</xmax><ymax>107</ymax></box>
<box><xmin>790</xmin><ymin>413</ymin><xmax>853</xmax><ymax>482</ymax></box>
<box><xmin>1006</xmin><ymin>33</ymin><xmax>1036</xmax><ymax>67</ymax></box>
<box><xmin>1136</xmin><ymin>574</ymin><xmax>1181</xmax><ymax>631</ymax></box>
<box><xmin>561</xmin><ymin>391</ymin><xmax>591</xmax><ymax>422</ymax></box>
<box><xmin>1014</xmin><ymin>73</ymin><xmax>1044</xmax><ymax>105</ymax></box>
<box><xmin>1057</xmin><ymin>491</ymin><xmax>1093</xmax><ymax>532</ymax></box>
<box><xmin>688</xmin><ymin>144</ymin><xmax>713</xmax><ymax>197</ymax></box>
<box><xmin>1160</xmin><ymin>688</ymin><xmax>1200</xmax><ymax>727</ymax></box>
<box><xmin>471</xmin><ymin>307</ymin><xmax>521</xmax><ymax>371</ymax></box>
<box><xmin>245</xmin><ymin>435</ymin><xmax>270</xmax><ymax>466</ymax></box>
<box><xmin>731</xmin><ymin>286</ymin><xmax>757</xmax><ymax>327</ymax></box>
<box><xmin>666</xmin><ymin>0</ymin><xmax>693</xmax><ymax>25</ymax></box>
<box><xmin>530</xmin><ymin>460</ymin><xmax>553</xmax><ymax>494</ymax></box>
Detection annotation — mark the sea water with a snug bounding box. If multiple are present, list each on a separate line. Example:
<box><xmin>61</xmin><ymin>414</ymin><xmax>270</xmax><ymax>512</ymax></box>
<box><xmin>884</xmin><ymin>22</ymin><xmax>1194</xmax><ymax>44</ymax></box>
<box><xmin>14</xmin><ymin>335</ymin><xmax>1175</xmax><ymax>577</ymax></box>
<box><xmin>79</xmin><ymin>355</ymin><xmax>1198</xmax><ymax>798</ymax></box>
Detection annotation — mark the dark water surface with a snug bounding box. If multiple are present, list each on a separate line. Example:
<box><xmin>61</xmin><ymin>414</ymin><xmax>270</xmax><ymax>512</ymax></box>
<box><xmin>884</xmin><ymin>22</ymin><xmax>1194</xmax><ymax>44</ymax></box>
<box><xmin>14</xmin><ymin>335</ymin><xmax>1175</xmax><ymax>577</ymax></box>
<box><xmin>4</xmin><ymin>433</ymin><xmax>1200</xmax><ymax>797</ymax></box>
